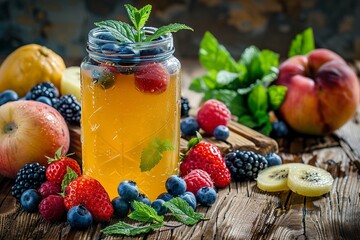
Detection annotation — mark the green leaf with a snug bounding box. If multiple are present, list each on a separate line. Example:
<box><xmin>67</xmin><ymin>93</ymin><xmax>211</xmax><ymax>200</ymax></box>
<box><xmin>163</xmin><ymin>197</ymin><xmax>203</xmax><ymax>225</ymax></box>
<box><xmin>140</xmin><ymin>138</ymin><xmax>174</xmax><ymax>172</ymax></box>
<box><xmin>94</xmin><ymin>20</ymin><xmax>136</xmax><ymax>43</ymax></box>
<box><xmin>268</xmin><ymin>85</ymin><xmax>287</xmax><ymax>110</ymax></box>
<box><xmin>258</xmin><ymin>49</ymin><xmax>279</xmax><ymax>75</ymax></box>
<box><xmin>146</xmin><ymin>23</ymin><xmax>193</xmax><ymax>42</ymax></box>
<box><xmin>61</xmin><ymin>167</ymin><xmax>78</xmax><ymax>193</ymax></box>
<box><xmin>215</xmin><ymin>70</ymin><xmax>242</xmax><ymax>89</ymax></box>
<box><xmin>101</xmin><ymin>221</ymin><xmax>162</xmax><ymax>236</ymax></box>
<box><xmin>203</xmin><ymin>89</ymin><xmax>248</xmax><ymax>117</ymax></box>
<box><xmin>189</xmin><ymin>70</ymin><xmax>218</xmax><ymax>93</ymax></box>
<box><xmin>247</xmin><ymin>84</ymin><xmax>268</xmax><ymax>116</ymax></box>
<box><xmin>199</xmin><ymin>31</ymin><xmax>238</xmax><ymax>72</ymax></box>
<box><xmin>238</xmin><ymin>115</ymin><xmax>258</xmax><ymax>128</ymax></box>
<box><xmin>129</xmin><ymin>201</ymin><xmax>164</xmax><ymax>223</ymax></box>
<box><xmin>124</xmin><ymin>4</ymin><xmax>152</xmax><ymax>31</ymax></box>
<box><xmin>288</xmin><ymin>28</ymin><xmax>315</xmax><ymax>57</ymax></box>
<box><xmin>259</xmin><ymin>121</ymin><xmax>272</xmax><ymax>136</ymax></box>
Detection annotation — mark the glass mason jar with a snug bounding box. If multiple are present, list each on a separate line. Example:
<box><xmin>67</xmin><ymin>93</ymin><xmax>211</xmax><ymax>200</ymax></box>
<box><xmin>80</xmin><ymin>27</ymin><xmax>181</xmax><ymax>200</ymax></box>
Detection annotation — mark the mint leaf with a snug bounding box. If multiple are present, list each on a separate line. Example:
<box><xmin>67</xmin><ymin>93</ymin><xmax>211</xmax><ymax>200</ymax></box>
<box><xmin>140</xmin><ymin>138</ymin><xmax>174</xmax><ymax>172</ymax></box>
<box><xmin>258</xmin><ymin>50</ymin><xmax>279</xmax><ymax>75</ymax></box>
<box><xmin>124</xmin><ymin>4</ymin><xmax>151</xmax><ymax>41</ymax></box>
<box><xmin>125</xmin><ymin>4</ymin><xmax>151</xmax><ymax>31</ymax></box>
<box><xmin>94</xmin><ymin>20</ymin><xmax>136</xmax><ymax>43</ymax></box>
<box><xmin>146</xmin><ymin>23</ymin><xmax>193</xmax><ymax>42</ymax></box>
<box><xmin>204</xmin><ymin>89</ymin><xmax>248</xmax><ymax>117</ymax></box>
<box><xmin>238</xmin><ymin>115</ymin><xmax>258</xmax><ymax>128</ymax></box>
<box><xmin>163</xmin><ymin>197</ymin><xmax>203</xmax><ymax>225</ymax></box>
<box><xmin>61</xmin><ymin>167</ymin><xmax>78</xmax><ymax>193</ymax></box>
<box><xmin>129</xmin><ymin>201</ymin><xmax>164</xmax><ymax>223</ymax></box>
<box><xmin>288</xmin><ymin>28</ymin><xmax>315</xmax><ymax>57</ymax></box>
<box><xmin>101</xmin><ymin>221</ymin><xmax>162</xmax><ymax>236</ymax></box>
<box><xmin>247</xmin><ymin>84</ymin><xmax>268</xmax><ymax>116</ymax></box>
<box><xmin>199</xmin><ymin>31</ymin><xmax>238</xmax><ymax>72</ymax></box>
<box><xmin>268</xmin><ymin>85</ymin><xmax>287</xmax><ymax>110</ymax></box>
<box><xmin>189</xmin><ymin>70</ymin><xmax>218</xmax><ymax>93</ymax></box>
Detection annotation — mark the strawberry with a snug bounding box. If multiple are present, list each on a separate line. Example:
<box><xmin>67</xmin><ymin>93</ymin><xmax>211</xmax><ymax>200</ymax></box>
<box><xmin>64</xmin><ymin>175</ymin><xmax>113</xmax><ymax>222</ymax></box>
<box><xmin>46</xmin><ymin>147</ymin><xmax>81</xmax><ymax>184</ymax></box>
<box><xmin>183</xmin><ymin>169</ymin><xmax>214</xmax><ymax>195</ymax></box>
<box><xmin>196</xmin><ymin>99</ymin><xmax>231</xmax><ymax>135</ymax></box>
<box><xmin>39</xmin><ymin>195</ymin><xmax>65</xmax><ymax>222</ymax></box>
<box><xmin>134</xmin><ymin>62</ymin><xmax>170</xmax><ymax>94</ymax></box>
<box><xmin>180</xmin><ymin>133</ymin><xmax>231</xmax><ymax>188</ymax></box>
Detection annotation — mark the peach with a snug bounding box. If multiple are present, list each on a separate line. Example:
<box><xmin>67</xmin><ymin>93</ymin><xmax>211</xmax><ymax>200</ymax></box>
<box><xmin>275</xmin><ymin>49</ymin><xmax>359</xmax><ymax>135</ymax></box>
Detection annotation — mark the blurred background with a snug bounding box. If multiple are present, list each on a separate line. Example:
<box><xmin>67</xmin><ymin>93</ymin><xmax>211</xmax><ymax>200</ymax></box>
<box><xmin>0</xmin><ymin>0</ymin><xmax>359</xmax><ymax>65</ymax></box>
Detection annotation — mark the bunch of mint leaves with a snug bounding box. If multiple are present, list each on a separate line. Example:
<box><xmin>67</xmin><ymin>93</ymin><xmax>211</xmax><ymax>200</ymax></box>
<box><xmin>190</xmin><ymin>28</ymin><xmax>315</xmax><ymax>136</ymax></box>
<box><xmin>101</xmin><ymin>197</ymin><xmax>205</xmax><ymax>236</ymax></box>
<box><xmin>95</xmin><ymin>4</ymin><xmax>193</xmax><ymax>43</ymax></box>
<box><xmin>189</xmin><ymin>31</ymin><xmax>285</xmax><ymax>135</ymax></box>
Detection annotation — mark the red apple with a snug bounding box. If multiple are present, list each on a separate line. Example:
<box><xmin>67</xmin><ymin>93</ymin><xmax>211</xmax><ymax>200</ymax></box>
<box><xmin>0</xmin><ymin>100</ymin><xmax>70</xmax><ymax>178</ymax></box>
<box><xmin>275</xmin><ymin>48</ymin><xmax>360</xmax><ymax>135</ymax></box>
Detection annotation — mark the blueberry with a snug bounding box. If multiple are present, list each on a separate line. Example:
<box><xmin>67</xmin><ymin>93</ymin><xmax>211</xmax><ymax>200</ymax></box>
<box><xmin>130</xmin><ymin>193</ymin><xmax>151</xmax><ymax>211</ymax></box>
<box><xmin>91</xmin><ymin>68</ymin><xmax>115</xmax><ymax>89</ymax></box>
<box><xmin>213</xmin><ymin>125</ymin><xmax>230</xmax><ymax>141</ymax></box>
<box><xmin>20</xmin><ymin>189</ymin><xmax>41</xmax><ymax>212</ymax></box>
<box><xmin>118</xmin><ymin>180</ymin><xmax>139</xmax><ymax>202</ymax></box>
<box><xmin>196</xmin><ymin>187</ymin><xmax>217</xmax><ymax>207</ymax></box>
<box><xmin>272</xmin><ymin>121</ymin><xmax>289</xmax><ymax>138</ymax></box>
<box><xmin>21</xmin><ymin>92</ymin><xmax>32</xmax><ymax>100</ymax></box>
<box><xmin>67</xmin><ymin>205</ymin><xmax>93</xmax><ymax>230</ymax></box>
<box><xmin>112</xmin><ymin>196</ymin><xmax>130</xmax><ymax>218</ymax></box>
<box><xmin>118</xmin><ymin>45</ymin><xmax>139</xmax><ymax>56</ymax></box>
<box><xmin>265</xmin><ymin>152</ymin><xmax>282</xmax><ymax>167</ymax></box>
<box><xmin>165</xmin><ymin>175</ymin><xmax>186</xmax><ymax>197</ymax></box>
<box><xmin>96</xmin><ymin>32</ymin><xmax>117</xmax><ymax>41</ymax></box>
<box><xmin>157</xmin><ymin>192</ymin><xmax>173</xmax><ymax>202</ymax></box>
<box><xmin>101</xmin><ymin>43</ymin><xmax>122</xmax><ymax>54</ymax></box>
<box><xmin>140</xmin><ymin>48</ymin><xmax>163</xmax><ymax>56</ymax></box>
<box><xmin>151</xmin><ymin>199</ymin><xmax>167</xmax><ymax>215</ymax></box>
<box><xmin>180</xmin><ymin>116</ymin><xmax>200</xmax><ymax>136</ymax></box>
<box><xmin>179</xmin><ymin>191</ymin><xmax>197</xmax><ymax>210</ymax></box>
<box><xmin>0</xmin><ymin>90</ymin><xmax>18</xmax><ymax>106</ymax></box>
<box><xmin>36</xmin><ymin>96</ymin><xmax>52</xmax><ymax>106</ymax></box>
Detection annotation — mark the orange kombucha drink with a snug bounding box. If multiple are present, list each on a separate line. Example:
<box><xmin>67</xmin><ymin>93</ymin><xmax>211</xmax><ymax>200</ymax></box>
<box><xmin>80</xmin><ymin>27</ymin><xmax>181</xmax><ymax>200</ymax></box>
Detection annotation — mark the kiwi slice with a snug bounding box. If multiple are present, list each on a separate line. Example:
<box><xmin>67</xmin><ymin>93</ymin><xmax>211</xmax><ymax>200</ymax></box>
<box><xmin>287</xmin><ymin>164</ymin><xmax>334</xmax><ymax>197</ymax></box>
<box><xmin>256</xmin><ymin>164</ymin><xmax>302</xmax><ymax>192</ymax></box>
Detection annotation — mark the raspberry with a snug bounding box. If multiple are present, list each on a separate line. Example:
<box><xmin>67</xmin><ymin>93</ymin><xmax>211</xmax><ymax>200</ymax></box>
<box><xmin>196</xmin><ymin>99</ymin><xmax>231</xmax><ymax>135</ymax></box>
<box><xmin>224</xmin><ymin>150</ymin><xmax>268</xmax><ymax>181</ymax></box>
<box><xmin>39</xmin><ymin>195</ymin><xmax>65</xmax><ymax>222</ymax></box>
<box><xmin>134</xmin><ymin>62</ymin><xmax>170</xmax><ymax>94</ymax></box>
<box><xmin>38</xmin><ymin>181</ymin><xmax>61</xmax><ymax>198</ymax></box>
<box><xmin>183</xmin><ymin>169</ymin><xmax>214</xmax><ymax>195</ymax></box>
<box><xmin>11</xmin><ymin>162</ymin><xmax>46</xmax><ymax>201</ymax></box>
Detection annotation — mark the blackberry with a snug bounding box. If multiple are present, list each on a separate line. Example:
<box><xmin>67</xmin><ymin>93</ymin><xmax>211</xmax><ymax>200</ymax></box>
<box><xmin>29</xmin><ymin>82</ymin><xmax>59</xmax><ymax>106</ymax></box>
<box><xmin>181</xmin><ymin>96</ymin><xmax>190</xmax><ymax>117</ymax></box>
<box><xmin>11</xmin><ymin>162</ymin><xmax>46</xmax><ymax>201</ymax></box>
<box><xmin>224</xmin><ymin>150</ymin><xmax>268</xmax><ymax>181</ymax></box>
<box><xmin>55</xmin><ymin>95</ymin><xmax>81</xmax><ymax>125</ymax></box>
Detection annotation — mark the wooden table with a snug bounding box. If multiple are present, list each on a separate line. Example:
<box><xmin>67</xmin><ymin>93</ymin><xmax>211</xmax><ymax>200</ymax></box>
<box><xmin>1</xmin><ymin>60</ymin><xmax>360</xmax><ymax>240</ymax></box>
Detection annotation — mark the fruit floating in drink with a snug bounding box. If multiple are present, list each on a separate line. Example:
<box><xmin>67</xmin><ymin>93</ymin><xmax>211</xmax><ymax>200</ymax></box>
<box><xmin>80</xmin><ymin>4</ymin><xmax>192</xmax><ymax>200</ymax></box>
